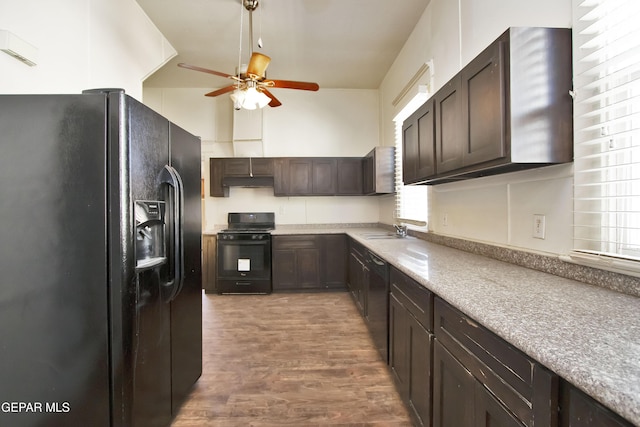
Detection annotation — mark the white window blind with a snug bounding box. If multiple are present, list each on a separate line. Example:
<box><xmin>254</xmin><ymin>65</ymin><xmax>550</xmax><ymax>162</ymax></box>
<box><xmin>571</xmin><ymin>0</ymin><xmax>640</xmax><ymax>271</ymax></box>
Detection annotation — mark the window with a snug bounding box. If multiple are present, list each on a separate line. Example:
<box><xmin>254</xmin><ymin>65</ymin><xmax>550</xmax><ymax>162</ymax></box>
<box><xmin>569</xmin><ymin>0</ymin><xmax>640</xmax><ymax>275</ymax></box>
<box><xmin>394</xmin><ymin>92</ymin><xmax>429</xmax><ymax>227</ymax></box>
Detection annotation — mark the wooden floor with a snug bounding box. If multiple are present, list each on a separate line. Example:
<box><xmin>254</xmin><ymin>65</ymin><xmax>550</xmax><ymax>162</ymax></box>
<box><xmin>171</xmin><ymin>292</ymin><xmax>412</xmax><ymax>426</ymax></box>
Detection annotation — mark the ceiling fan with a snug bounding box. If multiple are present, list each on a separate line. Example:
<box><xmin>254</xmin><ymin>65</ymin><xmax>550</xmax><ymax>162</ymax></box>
<box><xmin>177</xmin><ymin>0</ymin><xmax>319</xmax><ymax>109</ymax></box>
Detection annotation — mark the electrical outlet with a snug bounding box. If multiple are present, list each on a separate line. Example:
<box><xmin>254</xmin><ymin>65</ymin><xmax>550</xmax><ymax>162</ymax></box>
<box><xmin>442</xmin><ymin>213</ymin><xmax>449</xmax><ymax>227</ymax></box>
<box><xmin>533</xmin><ymin>214</ymin><xmax>546</xmax><ymax>239</ymax></box>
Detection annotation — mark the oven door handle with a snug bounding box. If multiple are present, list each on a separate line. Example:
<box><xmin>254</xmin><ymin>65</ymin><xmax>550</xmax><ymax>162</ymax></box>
<box><xmin>159</xmin><ymin>165</ymin><xmax>185</xmax><ymax>303</ymax></box>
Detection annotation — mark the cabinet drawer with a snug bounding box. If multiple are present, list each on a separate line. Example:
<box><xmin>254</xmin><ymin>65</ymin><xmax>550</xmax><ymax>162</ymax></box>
<box><xmin>434</xmin><ymin>297</ymin><xmax>557</xmax><ymax>427</ymax></box>
<box><xmin>390</xmin><ymin>267</ymin><xmax>433</xmax><ymax>332</ymax></box>
<box><xmin>272</xmin><ymin>235</ymin><xmax>319</xmax><ymax>250</ymax></box>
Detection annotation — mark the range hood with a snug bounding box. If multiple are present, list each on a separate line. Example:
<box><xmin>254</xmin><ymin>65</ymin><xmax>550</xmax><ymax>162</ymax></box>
<box><xmin>222</xmin><ymin>176</ymin><xmax>274</xmax><ymax>188</ymax></box>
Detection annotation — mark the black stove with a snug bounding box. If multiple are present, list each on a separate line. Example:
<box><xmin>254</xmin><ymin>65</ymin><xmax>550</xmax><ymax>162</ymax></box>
<box><xmin>216</xmin><ymin>213</ymin><xmax>275</xmax><ymax>294</ymax></box>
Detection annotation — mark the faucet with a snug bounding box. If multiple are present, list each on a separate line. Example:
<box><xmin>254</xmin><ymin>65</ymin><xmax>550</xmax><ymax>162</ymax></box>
<box><xmin>393</xmin><ymin>223</ymin><xmax>408</xmax><ymax>238</ymax></box>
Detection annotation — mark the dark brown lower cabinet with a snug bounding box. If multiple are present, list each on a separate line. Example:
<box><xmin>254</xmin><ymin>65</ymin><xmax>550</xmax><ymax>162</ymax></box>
<box><xmin>202</xmin><ymin>234</ymin><xmax>217</xmax><ymax>293</ymax></box>
<box><xmin>272</xmin><ymin>234</ymin><xmax>346</xmax><ymax>291</ymax></box>
<box><xmin>321</xmin><ymin>234</ymin><xmax>347</xmax><ymax>289</ymax></box>
<box><xmin>348</xmin><ymin>240</ymin><xmax>368</xmax><ymax>315</ymax></box>
<box><xmin>389</xmin><ymin>293</ymin><xmax>432</xmax><ymax>427</ymax></box>
<box><xmin>433</xmin><ymin>297</ymin><xmax>559</xmax><ymax>427</ymax></box>
<box><xmin>561</xmin><ymin>383</ymin><xmax>634</xmax><ymax>427</ymax></box>
<box><xmin>475</xmin><ymin>380</ymin><xmax>524</xmax><ymax>427</ymax></box>
<box><xmin>433</xmin><ymin>334</ymin><xmax>526</xmax><ymax>427</ymax></box>
<box><xmin>388</xmin><ymin>267</ymin><xmax>433</xmax><ymax>427</ymax></box>
<box><xmin>433</xmin><ymin>340</ymin><xmax>475</xmax><ymax>427</ymax></box>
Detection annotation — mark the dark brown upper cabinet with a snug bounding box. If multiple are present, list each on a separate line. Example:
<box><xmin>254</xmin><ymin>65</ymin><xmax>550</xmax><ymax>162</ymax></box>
<box><xmin>211</xmin><ymin>151</ymin><xmax>393</xmax><ymax>197</ymax></box>
<box><xmin>223</xmin><ymin>157</ymin><xmax>274</xmax><ymax>177</ymax></box>
<box><xmin>434</xmin><ymin>77</ymin><xmax>463</xmax><ymax>175</ymax></box>
<box><xmin>312</xmin><ymin>158</ymin><xmax>338</xmax><ymax>195</ymax></box>
<box><xmin>362</xmin><ymin>146</ymin><xmax>395</xmax><ymax>194</ymax></box>
<box><xmin>274</xmin><ymin>157</ymin><xmax>364</xmax><ymax>197</ymax></box>
<box><xmin>209</xmin><ymin>158</ymin><xmax>227</xmax><ymax>197</ymax></box>
<box><xmin>209</xmin><ymin>157</ymin><xmax>275</xmax><ymax>197</ymax></box>
<box><xmin>403</xmin><ymin>27</ymin><xmax>573</xmax><ymax>185</ymax></box>
<box><xmin>337</xmin><ymin>157</ymin><xmax>364</xmax><ymax>195</ymax></box>
<box><xmin>461</xmin><ymin>38</ymin><xmax>506</xmax><ymax>167</ymax></box>
<box><xmin>403</xmin><ymin>101</ymin><xmax>435</xmax><ymax>184</ymax></box>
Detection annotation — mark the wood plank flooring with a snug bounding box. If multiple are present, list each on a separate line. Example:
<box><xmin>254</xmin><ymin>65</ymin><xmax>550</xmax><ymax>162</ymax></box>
<box><xmin>171</xmin><ymin>292</ymin><xmax>412</xmax><ymax>426</ymax></box>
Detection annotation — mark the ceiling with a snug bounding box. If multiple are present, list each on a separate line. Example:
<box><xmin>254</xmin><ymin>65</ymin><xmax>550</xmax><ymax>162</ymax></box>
<box><xmin>138</xmin><ymin>0</ymin><xmax>430</xmax><ymax>90</ymax></box>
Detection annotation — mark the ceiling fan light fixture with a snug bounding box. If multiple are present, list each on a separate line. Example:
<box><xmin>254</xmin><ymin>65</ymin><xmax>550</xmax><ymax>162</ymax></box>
<box><xmin>231</xmin><ymin>85</ymin><xmax>270</xmax><ymax>110</ymax></box>
<box><xmin>177</xmin><ymin>0</ymin><xmax>318</xmax><ymax>108</ymax></box>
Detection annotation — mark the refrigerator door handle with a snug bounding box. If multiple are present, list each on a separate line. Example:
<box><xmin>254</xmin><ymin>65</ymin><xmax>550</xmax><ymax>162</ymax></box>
<box><xmin>159</xmin><ymin>165</ymin><xmax>185</xmax><ymax>302</ymax></box>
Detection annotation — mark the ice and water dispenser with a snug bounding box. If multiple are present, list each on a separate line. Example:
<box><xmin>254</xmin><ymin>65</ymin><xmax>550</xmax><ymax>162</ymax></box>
<box><xmin>135</xmin><ymin>200</ymin><xmax>167</xmax><ymax>271</ymax></box>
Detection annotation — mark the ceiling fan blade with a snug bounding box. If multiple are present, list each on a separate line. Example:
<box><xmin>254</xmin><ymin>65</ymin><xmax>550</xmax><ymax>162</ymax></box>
<box><xmin>267</xmin><ymin>79</ymin><xmax>320</xmax><ymax>91</ymax></box>
<box><xmin>246</xmin><ymin>53</ymin><xmax>271</xmax><ymax>79</ymax></box>
<box><xmin>178</xmin><ymin>62</ymin><xmax>239</xmax><ymax>81</ymax></box>
<box><xmin>204</xmin><ymin>85</ymin><xmax>238</xmax><ymax>97</ymax></box>
<box><xmin>261</xmin><ymin>89</ymin><xmax>282</xmax><ymax>107</ymax></box>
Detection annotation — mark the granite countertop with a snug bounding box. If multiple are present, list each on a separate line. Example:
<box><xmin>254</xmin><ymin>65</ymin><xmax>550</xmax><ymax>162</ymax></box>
<box><xmin>260</xmin><ymin>225</ymin><xmax>640</xmax><ymax>425</ymax></box>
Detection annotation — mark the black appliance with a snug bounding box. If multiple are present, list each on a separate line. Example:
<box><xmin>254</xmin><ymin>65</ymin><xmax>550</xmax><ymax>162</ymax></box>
<box><xmin>367</xmin><ymin>250</ymin><xmax>390</xmax><ymax>363</ymax></box>
<box><xmin>0</xmin><ymin>89</ymin><xmax>202</xmax><ymax>427</ymax></box>
<box><xmin>217</xmin><ymin>212</ymin><xmax>275</xmax><ymax>294</ymax></box>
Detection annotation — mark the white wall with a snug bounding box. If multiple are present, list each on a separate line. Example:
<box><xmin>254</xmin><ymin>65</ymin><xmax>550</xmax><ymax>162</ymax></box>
<box><xmin>144</xmin><ymin>87</ymin><xmax>382</xmax><ymax>229</ymax></box>
<box><xmin>0</xmin><ymin>0</ymin><xmax>175</xmax><ymax>100</ymax></box>
<box><xmin>378</xmin><ymin>0</ymin><xmax>573</xmax><ymax>256</ymax></box>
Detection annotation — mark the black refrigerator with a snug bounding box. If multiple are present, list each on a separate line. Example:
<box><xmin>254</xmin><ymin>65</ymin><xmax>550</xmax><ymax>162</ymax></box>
<box><xmin>0</xmin><ymin>89</ymin><xmax>202</xmax><ymax>427</ymax></box>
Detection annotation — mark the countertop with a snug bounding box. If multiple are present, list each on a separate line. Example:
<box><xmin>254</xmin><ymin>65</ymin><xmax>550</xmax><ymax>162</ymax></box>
<box><xmin>205</xmin><ymin>225</ymin><xmax>640</xmax><ymax>425</ymax></box>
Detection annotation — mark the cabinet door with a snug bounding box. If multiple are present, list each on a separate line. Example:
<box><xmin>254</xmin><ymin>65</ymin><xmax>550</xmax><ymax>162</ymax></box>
<box><xmin>321</xmin><ymin>234</ymin><xmax>347</xmax><ymax>289</ymax></box>
<box><xmin>287</xmin><ymin>158</ymin><xmax>313</xmax><ymax>195</ymax></box>
<box><xmin>337</xmin><ymin>158</ymin><xmax>363</xmax><ymax>195</ymax></box>
<box><xmin>272</xmin><ymin>249</ymin><xmax>297</xmax><ymax>291</ymax></box>
<box><xmin>209</xmin><ymin>158</ymin><xmax>227</xmax><ymax>197</ymax></box>
<box><xmin>272</xmin><ymin>236</ymin><xmax>321</xmax><ymax>290</ymax></box>
<box><xmin>402</xmin><ymin>120</ymin><xmax>419</xmax><ymax>183</ymax></box>
<box><xmin>363</xmin><ymin>153</ymin><xmax>375</xmax><ymax>194</ymax></box>
<box><xmin>349</xmin><ymin>252</ymin><xmax>367</xmax><ymax>315</ymax></box>
<box><xmin>407</xmin><ymin>314</ymin><xmax>432</xmax><ymax>427</ymax></box>
<box><xmin>223</xmin><ymin>158</ymin><xmax>251</xmax><ymax>176</ymax></box>
<box><xmin>296</xmin><ymin>248</ymin><xmax>321</xmax><ymax>289</ymax></box>
<box><xmin>390</xmin><ymin>293</ymin><xmax>433</xmax><ymax>427</ymax></box>
<box><xmin>435</xmin><ymin>76</ymin><xmax>464</xmax><ymax>174</ymax></box>
<box><xmin>475</xmin><ymin>381</ymin><xmax>522</xmax><ymax>427</ymax></box>
<box><xmin>433</xmin><ymin>340</ymin><xmax>475</xmax><ymax>427</ymax></box>
<box><xmin>202</xmin><ymin>235</ymin><xmax>217</xmax><ymax>293</ymax></box>
<box><xmin>461</xmin><ymin>38</ymin><xmax>506</xmax><ymax>167</ymax></box>
<box><xmin>273</xmin><ymin>158</ymin><xmax>289</xmax><ymax>195</ymax></box>
<box><xmin>250</xmin><ymin>158</ymin><xmax>274</xmax><ymax>176</ymax></box>
<box><xmin>416</xmin><ymin>99</ymin><xmax>436</xmax><ymax>178</ymax></box>
<box><xmin>312</xmin><ymin>158</ymin><xmax>337</xmax><ymax>195</ymax></box>
<box><xmin>389</xmin><ymin>293</ymin><xmax>410</xmax><ymax>397</ymax></box>
<box><xmin>562</xmin><ymin>385</ymin><xmax>633</xmax><ymax>427</ymax></box>
<box><xmin>348</xmin><ymin>251</ymin><xmax>363</xmax><ymax>307</ymax></box>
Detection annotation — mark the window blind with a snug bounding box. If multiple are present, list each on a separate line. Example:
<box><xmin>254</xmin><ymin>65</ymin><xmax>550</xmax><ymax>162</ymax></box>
<box><xmin>571</xmin><ymin>0</ymin><xmax>640</xmax><ymax>269</ymax></box>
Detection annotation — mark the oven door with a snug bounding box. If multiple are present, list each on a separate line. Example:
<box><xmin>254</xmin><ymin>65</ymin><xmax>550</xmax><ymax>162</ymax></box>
<box><xmin>216</xmin><ymin>235</ymin><xmax>271</xmax><ymax>280</ymax></box>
